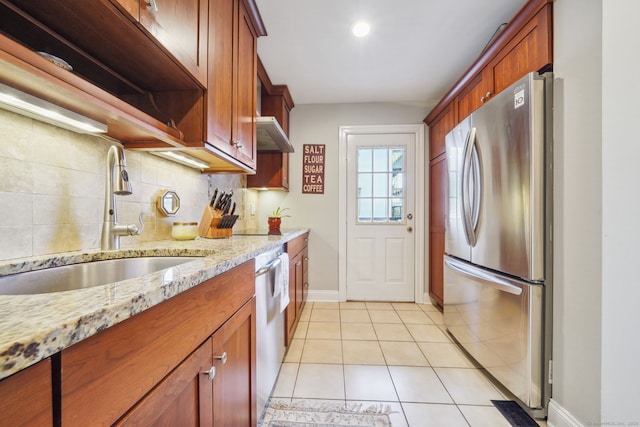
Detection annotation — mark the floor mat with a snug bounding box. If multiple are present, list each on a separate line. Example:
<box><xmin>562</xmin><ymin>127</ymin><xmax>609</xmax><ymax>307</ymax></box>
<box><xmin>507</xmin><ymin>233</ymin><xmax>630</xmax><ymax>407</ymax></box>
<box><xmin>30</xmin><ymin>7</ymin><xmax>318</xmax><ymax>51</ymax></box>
<box><xmin>491</xmin><ymin>400</ymin><xmax>540</xmax><ymax>427</ymax></box>
<box><xmin>260</xmin><ymin>399</ymin><xmax>393</xmax><ymax>427</ymax></box>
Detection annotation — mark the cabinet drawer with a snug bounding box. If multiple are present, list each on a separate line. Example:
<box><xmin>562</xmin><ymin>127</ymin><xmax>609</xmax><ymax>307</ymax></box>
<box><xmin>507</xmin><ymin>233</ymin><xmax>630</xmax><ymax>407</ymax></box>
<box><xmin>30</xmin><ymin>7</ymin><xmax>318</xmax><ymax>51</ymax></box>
<box><xmin>61</xmin><ymin>261</ymin><xmax>255</xmax><ymax>426</ymax></box>
<box><xmin>286</xmin><ymin>233</ymin><xmax>308</xmax><ymax>257</ymax></box>
<box><xmin>0</xmin><ymin>358</ymin><xmax>52</xmax><ymax>427</ymax></box>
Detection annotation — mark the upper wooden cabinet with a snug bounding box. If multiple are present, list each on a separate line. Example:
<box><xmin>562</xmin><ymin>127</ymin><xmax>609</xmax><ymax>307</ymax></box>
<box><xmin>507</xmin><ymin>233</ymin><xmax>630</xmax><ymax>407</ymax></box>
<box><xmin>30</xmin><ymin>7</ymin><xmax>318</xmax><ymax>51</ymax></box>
<box><xmin>247</xmin><ymin>57</ymin><xmax>295</xmax><ymax>190</ymax></box>
<box><xmin>207</xmin><ymin>0</ymin><xmax>261</xmax><ymax>170</ymax></box>
<box><xmin>428</xmin><ymin>102</ymin><xmax>456</xmax><ymax>161</ymax></box>
<box><xmin>129</xmin><ymin>0</ymin><xmax>209</xmax><ymax>86</ymax></box>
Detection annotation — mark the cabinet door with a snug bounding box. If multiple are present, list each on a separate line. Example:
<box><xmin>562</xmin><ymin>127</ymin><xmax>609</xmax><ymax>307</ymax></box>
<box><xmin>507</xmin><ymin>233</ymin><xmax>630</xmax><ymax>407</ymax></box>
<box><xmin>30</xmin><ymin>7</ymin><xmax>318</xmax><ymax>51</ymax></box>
<box><xmin>233</xmin><ymin>0</ymin><xmax>258</xmax><ymax>169</ymax></box>
<box><xmin>208</xmin><ymin>0</ymin><xmax>235</xmax><ymax>152</ymax></box>
<box><xmin>115</xmin><ymin>339</ymin><xmax>214</xmax><ymax>427</ymax></box>
<box><xmin>429</xmin><ymin>155</ymin><xmax>447</xmax><ymax>307</ymax></box>
<box><xmin>294</xmin><ymin>251</ymin><xmax>304</xmax><ymax>319</ymax></box>
<box><xmin>456</xmin><ymin>69</ymin><xmax>494</xmax><ymax>122</ymax></box>
<box><xmin>428</xmin><ymin>103</ymin><xmax>455</xmax><ymax>160</ymax></box>
<box><xmin>285</xmin><ymin>250</ymin><xmax>302</xmax><ymax>345</ymax></box>
<box><xmin>139</xmin><ymin>0</ymin><xmax>208</xmax><ymax>86</ymax></box>
<box><xmin>212</xmin><ymin>298</ymin><xmax>257</xmax><ymax>427</ymax></box>
<box><xmin>302</xmin><ymin>243</ymin><xmax>309</xmax><ymax>306</ymax></box>
<box><xmin>489</xmin><ymin>4</ymin><xmax>552</xmax><ymax>94</ymax></box>
<box><xmin>0</xmin><ymin>359</ymin><xmax>52</xmax><ymax>427</ymax></box>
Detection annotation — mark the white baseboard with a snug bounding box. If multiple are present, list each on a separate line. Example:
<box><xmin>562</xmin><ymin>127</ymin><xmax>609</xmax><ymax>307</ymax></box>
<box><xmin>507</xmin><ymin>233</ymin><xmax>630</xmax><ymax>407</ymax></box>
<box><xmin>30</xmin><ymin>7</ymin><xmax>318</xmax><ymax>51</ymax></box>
<box><xmin>548</xmin><ymin>399</ymin><xmax>584</xmax><ymax>427</ymax></box>
<box><xmin>307</xmin><ymin>290</ymin><xmax>341</xmax><ymax>302</ymax></box>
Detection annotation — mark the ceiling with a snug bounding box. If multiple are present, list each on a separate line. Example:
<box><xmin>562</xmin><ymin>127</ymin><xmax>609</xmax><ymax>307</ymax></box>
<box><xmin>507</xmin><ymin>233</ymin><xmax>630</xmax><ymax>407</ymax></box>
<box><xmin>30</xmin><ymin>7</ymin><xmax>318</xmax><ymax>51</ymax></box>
<box><xmin>255</xmin><ymin>0</ymin><xmax>527</xmax><ymax>107</ymax></box>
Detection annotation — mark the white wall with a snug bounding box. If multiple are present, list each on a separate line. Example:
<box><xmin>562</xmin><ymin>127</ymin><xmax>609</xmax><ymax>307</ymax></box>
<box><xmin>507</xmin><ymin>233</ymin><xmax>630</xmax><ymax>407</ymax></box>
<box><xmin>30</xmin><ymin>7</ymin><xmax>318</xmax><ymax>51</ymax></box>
<box><xmin>552</xmin><ymin>1</ymin><xmax>640</xmax><ymax>425</ymax></box>
<box><xmin>257</xmin><ymin>102</ymin><xmax>428</xmax><ymax>295</ymax></box>
<box><xmin>601</xmin><ymin>0</ymin><xmax>640</xmax><ymax>422</ymax></box>
<box><xmin>552</xmin><ymin>0</ymin><xmax>603</xmax><ymax>424</ymax></box>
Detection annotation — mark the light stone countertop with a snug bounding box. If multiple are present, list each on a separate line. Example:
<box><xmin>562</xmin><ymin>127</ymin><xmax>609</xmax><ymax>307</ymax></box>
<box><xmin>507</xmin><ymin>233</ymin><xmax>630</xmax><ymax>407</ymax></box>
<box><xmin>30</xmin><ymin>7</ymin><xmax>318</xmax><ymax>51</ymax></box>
<box><xmin>0</xmin><ymin>229</ymin><xmax>308</xmax><ymax>380</ymax></box>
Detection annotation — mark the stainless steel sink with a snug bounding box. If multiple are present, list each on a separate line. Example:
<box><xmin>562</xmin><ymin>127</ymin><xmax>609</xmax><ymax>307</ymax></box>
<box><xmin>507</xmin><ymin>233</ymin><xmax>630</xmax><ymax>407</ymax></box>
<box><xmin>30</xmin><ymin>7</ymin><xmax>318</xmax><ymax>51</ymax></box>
<box><xmin>0</xmin><ymin>256</ymin><xmax>201</xmax><ymax>295</ymax></box>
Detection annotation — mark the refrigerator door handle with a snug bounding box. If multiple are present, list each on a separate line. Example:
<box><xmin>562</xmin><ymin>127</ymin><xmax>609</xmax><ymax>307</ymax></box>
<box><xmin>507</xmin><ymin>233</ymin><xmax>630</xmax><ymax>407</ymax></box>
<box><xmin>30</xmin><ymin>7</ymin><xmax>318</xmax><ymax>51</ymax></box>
<box><xmin>461</xmin><ymin>127</ymin><xmax>478</xmax><ymax>246</ymax></box>
<box><xmin>445</xmin><ymin>256</ymin><xmax>523</xmax><ymax>296</ymax></box>
<box><xmin>470</xmin><ymin>136</ymin><xmax>482</xmax><ymax>241</ymax></box>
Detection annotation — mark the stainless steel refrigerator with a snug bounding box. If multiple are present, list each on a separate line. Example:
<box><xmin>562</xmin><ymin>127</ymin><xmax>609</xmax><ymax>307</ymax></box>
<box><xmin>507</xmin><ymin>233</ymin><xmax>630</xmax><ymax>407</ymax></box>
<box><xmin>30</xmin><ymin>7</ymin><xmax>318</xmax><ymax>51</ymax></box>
<box><xmin>443</xmin><ymin>72</ymin><xmax>552</xmax><ymax>417</ymax></box>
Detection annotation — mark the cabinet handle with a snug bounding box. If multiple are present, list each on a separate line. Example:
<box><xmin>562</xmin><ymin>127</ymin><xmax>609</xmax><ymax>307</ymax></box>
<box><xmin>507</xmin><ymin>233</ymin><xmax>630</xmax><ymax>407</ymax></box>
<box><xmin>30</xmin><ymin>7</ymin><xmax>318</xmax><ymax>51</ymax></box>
<box><xmin>214</xmin><ymin>352</ymin><xmax>228</xmax><ymax>365</ymax></box>
<box><xmin>202</xmin><ymin>366</ymin><xmax>216</xmax><ymax>380</ymax></box>
<box><xmin>232</xmin><ymin>140</ymin><xmax>244</xmax><ymax>150</ymax></box>
<box><xmin>146</xmin><ymin>0</ymin><xmax>158</xmax><ymax>11</ymax></box>
<box><xmin>480</xmin><ymin>91</ymin><xmax>492</xmax><ymax>103</ymax></box>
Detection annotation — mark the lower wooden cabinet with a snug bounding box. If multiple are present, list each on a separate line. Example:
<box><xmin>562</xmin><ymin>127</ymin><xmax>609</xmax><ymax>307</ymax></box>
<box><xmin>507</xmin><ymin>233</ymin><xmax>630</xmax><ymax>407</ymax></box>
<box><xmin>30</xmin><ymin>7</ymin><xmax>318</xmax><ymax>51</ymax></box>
<box><xmin>0</xmin><ymin>358</ymin><xmax>53</xmax><ymax>427</ymax></box>
<box><xmin>285</xmin><ymin>233</ymin><xmax>309</xmax><ymax>345</ymax></box>
<box><xmin>60</xmin><ymin>261</ymin><xmax>255</xmax><ymax>426</ymax></box>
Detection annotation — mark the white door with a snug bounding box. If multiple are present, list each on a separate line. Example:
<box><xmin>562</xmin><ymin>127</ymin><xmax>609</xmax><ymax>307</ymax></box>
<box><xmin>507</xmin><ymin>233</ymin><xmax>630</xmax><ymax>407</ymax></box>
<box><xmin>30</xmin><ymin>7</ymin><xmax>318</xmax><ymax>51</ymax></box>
<box><xmin>345</xmin><ymin>132</ymin><xmax>416</xmax><ymax>301</ymax></box>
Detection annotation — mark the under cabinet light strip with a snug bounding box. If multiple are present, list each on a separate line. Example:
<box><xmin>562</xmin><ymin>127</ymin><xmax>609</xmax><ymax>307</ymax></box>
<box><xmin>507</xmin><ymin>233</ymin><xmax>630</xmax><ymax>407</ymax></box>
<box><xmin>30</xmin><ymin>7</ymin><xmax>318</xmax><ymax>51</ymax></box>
<box><xmin>153</xmin><ymin>151</ymin><xmax>210</xmax><ymax>169</ymax></box>
<box><xmin>0</xmin><ymin>83</ymin><xmax>107</xmax><ymax>134</ymax></box>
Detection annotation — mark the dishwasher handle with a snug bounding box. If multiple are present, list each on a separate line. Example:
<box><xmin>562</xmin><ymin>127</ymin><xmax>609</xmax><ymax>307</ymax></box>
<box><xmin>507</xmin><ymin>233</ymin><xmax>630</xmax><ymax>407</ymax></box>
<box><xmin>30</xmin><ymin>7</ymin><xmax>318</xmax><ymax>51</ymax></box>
<box><xmin>255</xmin><ymin>257</ymin><xmax>282</xmax><ymax>277</ymax></box>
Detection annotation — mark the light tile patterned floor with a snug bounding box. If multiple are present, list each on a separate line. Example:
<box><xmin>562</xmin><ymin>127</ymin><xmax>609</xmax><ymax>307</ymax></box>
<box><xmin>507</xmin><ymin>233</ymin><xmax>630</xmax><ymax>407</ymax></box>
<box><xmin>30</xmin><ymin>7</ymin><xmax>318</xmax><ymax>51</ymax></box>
<box><xmin>270</xmin><ymin>302</ymin><xmax>547</xmax><ymax>427</ymax></box>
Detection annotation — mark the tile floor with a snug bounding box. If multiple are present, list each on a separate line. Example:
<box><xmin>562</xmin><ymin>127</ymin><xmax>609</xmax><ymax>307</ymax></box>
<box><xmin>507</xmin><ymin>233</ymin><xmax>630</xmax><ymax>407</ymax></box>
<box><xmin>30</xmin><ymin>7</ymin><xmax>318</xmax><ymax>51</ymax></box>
<box><xmin>269</xmin><ymin>301</ymin><xmax>547</xmax><ymax>427</ymax></box>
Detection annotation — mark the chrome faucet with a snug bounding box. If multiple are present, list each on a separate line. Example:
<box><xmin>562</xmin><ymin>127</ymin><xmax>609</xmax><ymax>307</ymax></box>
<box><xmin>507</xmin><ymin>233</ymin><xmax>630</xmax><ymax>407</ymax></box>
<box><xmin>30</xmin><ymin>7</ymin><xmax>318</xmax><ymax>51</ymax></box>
<box><xmin>101</xmin><ymin>145</ymin><xmax>144</xmax><ymax>250</ymax></box>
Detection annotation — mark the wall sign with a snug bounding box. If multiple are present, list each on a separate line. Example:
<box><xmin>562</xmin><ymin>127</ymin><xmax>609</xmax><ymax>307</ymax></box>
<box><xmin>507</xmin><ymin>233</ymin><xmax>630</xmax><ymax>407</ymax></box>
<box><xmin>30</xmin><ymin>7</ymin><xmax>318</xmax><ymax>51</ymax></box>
<box><xmin>302</xmin><ymin>144</ymin><xmax>325</xmax><ymax>194</ymax></box>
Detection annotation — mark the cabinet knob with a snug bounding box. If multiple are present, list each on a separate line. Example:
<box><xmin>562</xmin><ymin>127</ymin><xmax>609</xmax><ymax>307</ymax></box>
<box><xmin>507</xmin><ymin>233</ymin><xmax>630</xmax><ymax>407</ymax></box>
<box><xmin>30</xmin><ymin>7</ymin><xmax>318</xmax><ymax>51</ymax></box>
<box><xmin>203</xmin><ymin>366</ymin><xmax>216</xmax><ymax>380</ymax></box>
<box><xmin>214</xmin><ymin>352</ymin><xmax>228</xmax><ymax>365</ymax></box>
<box><xmin>304</xmin><ymin>283</ymin><xmax>309</xmax><ymax>288</ymax></box>
<box><xmin>480</xmin><ymin>91</ymin><xmax>492</xmax><ymax>102</ymax></box>
<box><xmin>304</xmin><ymin>257</ymin><xmax>309</xmax><ymax>261</ymax></box>
<box><xmin>232</xmin><ymin>140</ymin><xmax>244</xmax><ymax>150</ymax></box>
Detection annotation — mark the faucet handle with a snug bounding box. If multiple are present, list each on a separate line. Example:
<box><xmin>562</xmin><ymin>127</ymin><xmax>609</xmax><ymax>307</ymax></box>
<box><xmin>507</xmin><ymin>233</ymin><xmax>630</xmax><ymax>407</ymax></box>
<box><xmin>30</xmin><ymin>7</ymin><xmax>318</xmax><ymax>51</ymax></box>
<box><xmin>128</xmin><ymin>212</ymin><xmax>145</xmax><ymax>236</ymax></box>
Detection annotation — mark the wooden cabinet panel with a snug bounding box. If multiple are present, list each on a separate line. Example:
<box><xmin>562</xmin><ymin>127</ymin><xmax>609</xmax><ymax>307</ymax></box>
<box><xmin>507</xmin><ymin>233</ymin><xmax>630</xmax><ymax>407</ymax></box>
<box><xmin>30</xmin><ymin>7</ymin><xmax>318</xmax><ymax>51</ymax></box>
<box><xmin>490</xmin><ymin>4</ymin><xmax>552</xmax><ymax>94</ymax></box>
<box><xmin>285</xmin><ymin>233</ymin><xmax>309</xmax><ymax>345</ymax></box>
<box><xmin>456</xmin><ymin>71</ymin><xmax>494</xmax><ymax>122</ymax></box>
<box><xmin>0</xmin><ymin>358</ymin><xmax>52</xmax><ymax>427</ymax></box>
<box><xmin>429</xmin><ymin>156</ymin><xmax>447</xmax><ymax>308</ymax></box>
<box><xmin>428</xmin><ymin>103</ymin><xmax>455</xmax><ymax>160</ymax></box>
<box><xmin>212</xmin><ymin>299</ymin><xmax>257</xmax><ymax>427</ymax></box>
<box><xmin>139</xmin><ymin>0</ymin><xmax>209</xmax><ymax>86</ymax></box>
<box><xmin>115</xmin><ymin>339</ymin><xmax>214</xmax><ymax>427</ymax></box>
<box><xmin>61</xmin><ymin>261</ymin><xmax>254</xmax><ymax>426</ymax></box>
<box><xmin>207</xmin><ymin>0</ymin><xmax>258</xmax><ymax>170</ymax></box>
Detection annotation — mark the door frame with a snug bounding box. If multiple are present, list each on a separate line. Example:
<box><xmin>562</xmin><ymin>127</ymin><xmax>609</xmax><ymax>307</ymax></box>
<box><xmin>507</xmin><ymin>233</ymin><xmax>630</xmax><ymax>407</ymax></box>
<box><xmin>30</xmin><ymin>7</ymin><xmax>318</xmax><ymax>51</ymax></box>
<box><xmin>338</xmin><ymin>124</ymin><xmax>426</xmax><ymax>303</ymax></box>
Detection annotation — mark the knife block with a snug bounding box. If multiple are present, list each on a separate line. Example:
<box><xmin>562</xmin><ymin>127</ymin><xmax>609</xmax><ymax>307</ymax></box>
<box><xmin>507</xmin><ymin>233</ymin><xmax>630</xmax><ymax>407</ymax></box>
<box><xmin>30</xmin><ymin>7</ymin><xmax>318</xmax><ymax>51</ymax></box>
<box><xmin>198</xmin><ymin>206</ymin><xmax>233</xmax><ymax>238</ymax></box>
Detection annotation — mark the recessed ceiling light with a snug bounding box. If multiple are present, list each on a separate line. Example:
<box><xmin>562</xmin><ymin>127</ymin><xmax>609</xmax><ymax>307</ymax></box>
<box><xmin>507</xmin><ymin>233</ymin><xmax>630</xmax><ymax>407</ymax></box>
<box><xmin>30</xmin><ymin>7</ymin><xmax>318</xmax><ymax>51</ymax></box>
<box><xmin>352</xmin><ymin>21</ymin><xmax>370</xmax><ymax>38</ymax></box>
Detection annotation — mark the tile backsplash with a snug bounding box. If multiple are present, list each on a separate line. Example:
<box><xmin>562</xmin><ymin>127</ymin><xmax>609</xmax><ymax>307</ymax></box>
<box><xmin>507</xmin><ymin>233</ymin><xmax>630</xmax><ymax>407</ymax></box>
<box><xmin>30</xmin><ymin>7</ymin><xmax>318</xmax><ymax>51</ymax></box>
<box><xmin>0</xmin><ymin>109</ymin><xmax>258</xmax><ymax>261</ymax></box>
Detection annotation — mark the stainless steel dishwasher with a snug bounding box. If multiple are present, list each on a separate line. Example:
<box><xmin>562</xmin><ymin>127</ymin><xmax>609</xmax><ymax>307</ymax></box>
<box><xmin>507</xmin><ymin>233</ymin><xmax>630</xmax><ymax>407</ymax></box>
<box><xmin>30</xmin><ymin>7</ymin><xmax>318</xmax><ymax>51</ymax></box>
<box><xmin>255</xmin><ymin>247</ymin><xmax>289</xmax><ymax>419</ymax></box>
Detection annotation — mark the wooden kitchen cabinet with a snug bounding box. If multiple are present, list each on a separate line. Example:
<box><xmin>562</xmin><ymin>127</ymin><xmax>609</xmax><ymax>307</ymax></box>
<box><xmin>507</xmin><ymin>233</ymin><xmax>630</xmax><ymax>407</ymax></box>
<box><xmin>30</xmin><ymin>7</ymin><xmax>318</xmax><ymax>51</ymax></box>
<box><xmin>424</xmin><ymin>0</ymin><xmax>552</xmax><ymax>308</ymax></box>
<box><xmin>60</xmin><ymin>261</ymin><xmax>255</xmax><ymax>426</ymax></box>
<box><xmin>0</xmin><ymin>358</ymin><xmax>53</xmax><ymax>427</ymax></box>
<box><xmin>428</xmin><ymin>155</ymin><xmax>447</xmax><ymax>308</ymax></box>
<box><xmin>247</xmin><ymin>58</ymin><xmax>295</xmax><ymax>190</ymax></box>
<box><xmin>285</xmin><ymin>233</ymin><xmax>309</xmax><ymax>345</ymax></box>
<box><xmin>118</xmin><ymin>299</ymin><xmax>256</xmax><ymax>427</ymax></box>
<box><xmin>135</xmin><ymin>0</ymin><xmax>209</xmax><ymax>86</ymax></box>
<box><xmin>208</xmin><ymin>0</ymin><xmax>261</xmax><ymax>170</ymax></box>
<box><xmin>212</xmin><ymin>299</ymin><xmax>257</xmax><ymax>427</ymax></box>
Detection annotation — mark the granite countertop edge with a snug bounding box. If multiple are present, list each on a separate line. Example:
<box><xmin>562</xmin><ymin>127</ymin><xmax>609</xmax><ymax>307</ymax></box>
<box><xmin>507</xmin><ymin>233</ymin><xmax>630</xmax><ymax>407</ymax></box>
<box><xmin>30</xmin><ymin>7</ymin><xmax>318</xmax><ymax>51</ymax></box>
<box><xmin>0</xmin><ymin>229</ymin><xmax>308</xmax><ymax>380</ymax></box>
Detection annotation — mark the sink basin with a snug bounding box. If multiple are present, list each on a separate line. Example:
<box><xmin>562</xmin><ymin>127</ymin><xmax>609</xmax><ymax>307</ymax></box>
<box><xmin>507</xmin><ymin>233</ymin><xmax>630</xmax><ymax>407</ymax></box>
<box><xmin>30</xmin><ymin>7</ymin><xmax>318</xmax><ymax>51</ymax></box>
<box><xmin>0</xmin><ymin>256</ymin><xmax>201</xmax><ymax>295</ymax></box>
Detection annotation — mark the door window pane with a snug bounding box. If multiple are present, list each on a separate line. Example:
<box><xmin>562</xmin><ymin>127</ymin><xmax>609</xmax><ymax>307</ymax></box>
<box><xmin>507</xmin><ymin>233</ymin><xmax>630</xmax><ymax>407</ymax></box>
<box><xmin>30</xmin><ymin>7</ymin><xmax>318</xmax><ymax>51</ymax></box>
<box><xmin>356</xmin><ymin>146</ymin><xmax>406</xmax><ymax>224</ymax></box>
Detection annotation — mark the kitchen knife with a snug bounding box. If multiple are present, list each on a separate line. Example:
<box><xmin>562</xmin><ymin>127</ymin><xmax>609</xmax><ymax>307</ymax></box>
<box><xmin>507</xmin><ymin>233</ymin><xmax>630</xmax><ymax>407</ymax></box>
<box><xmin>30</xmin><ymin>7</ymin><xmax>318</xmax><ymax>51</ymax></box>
<box><xmin>209</xmin><ymin>188</ymin><xmax>218</xmax><ymax>206</ymax></box>
<box><xmin>230</xmin><ymin>202</ymin><xmax>236</xmax><ymax>216</ymax></box>
<box><xmin>215</xmin><ymin>191</ymin><xmax>226</xmax><ymax>209</ymax></box>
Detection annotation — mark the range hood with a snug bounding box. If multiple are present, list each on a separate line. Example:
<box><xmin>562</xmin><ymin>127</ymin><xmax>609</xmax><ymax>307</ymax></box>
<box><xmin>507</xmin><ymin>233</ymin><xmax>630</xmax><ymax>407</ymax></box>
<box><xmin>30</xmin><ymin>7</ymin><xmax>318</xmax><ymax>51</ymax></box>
<box><xmin>256</xmin><ymin>116</ymin><xmax>294</xmax><ymax>153</ymax></box>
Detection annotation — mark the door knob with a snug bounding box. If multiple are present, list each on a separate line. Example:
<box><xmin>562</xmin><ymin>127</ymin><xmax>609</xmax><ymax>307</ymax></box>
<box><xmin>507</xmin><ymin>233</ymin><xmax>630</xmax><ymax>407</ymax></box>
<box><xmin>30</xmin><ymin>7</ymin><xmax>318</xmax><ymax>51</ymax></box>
<box><xmin>407</xmin><ymin>226</ymin><xmax>413</xmax><ymax>233</ymax></box>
